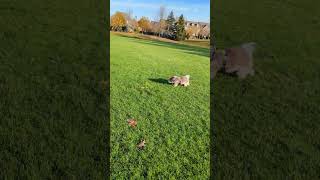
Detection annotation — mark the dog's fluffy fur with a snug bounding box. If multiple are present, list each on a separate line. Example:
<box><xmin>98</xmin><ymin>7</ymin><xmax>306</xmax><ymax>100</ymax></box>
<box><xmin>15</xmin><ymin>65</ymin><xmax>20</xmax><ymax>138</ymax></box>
<box><xmin>211</xmin><ymin>49</ymin><xmax>226</xmax><ymax>79</ymax></box>
<box><xmin>211</xmin><ymin>42</ymin><xmax>256</xmax><ymax>79</ymax></box>
<box><xmin>168</xmin><ymin>75</ymin><xmax>190</xmax><ymax>87</ymax></box>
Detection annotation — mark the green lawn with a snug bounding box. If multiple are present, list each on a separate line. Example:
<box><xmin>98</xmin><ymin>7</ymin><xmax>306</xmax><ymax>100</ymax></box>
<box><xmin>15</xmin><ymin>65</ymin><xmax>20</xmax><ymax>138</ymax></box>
<box><xmin>110</xmin><ymin>33</ymin><xmax>210</xmax><ymax>178</ymax></box>
<box><xmin>182</xmin><ymin>39</ymin><xmax>210</xmax><ymax>48</ymax></box>
<box><xmin>212</xmin><ymin>0</ymin><xmax>320</xmax><ymax>178</ymax></box>
<box><xmin>0</xmin><ymin>0</ymin><xmax>107</xmax><ymax>178</ymax></box>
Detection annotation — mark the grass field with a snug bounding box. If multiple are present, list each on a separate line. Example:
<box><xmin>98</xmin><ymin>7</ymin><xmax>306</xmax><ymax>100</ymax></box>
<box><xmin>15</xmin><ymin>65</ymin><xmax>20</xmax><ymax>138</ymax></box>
<box><xmin>182</xmin><ymin>39</ymin><xmax>210</xmax><ymax>48</ymax></box>
<box><xmin>112</xmin><ymin>31</ymin><xmax>210</xmax><ymax>48</ymax></box>
<box><xmin>212</xmin><ymin>0</ymin><xmax>320</xmax><ymax>178</ymax></box>
<box><xmin>0</xmin><ymin>0</ymin><xmax>107</xmax><ymax>178</ymax></box>
<box><xmin>110</xmin><ymin>33</ymin><xmax>210</xmax><ymax>178</ymax></box>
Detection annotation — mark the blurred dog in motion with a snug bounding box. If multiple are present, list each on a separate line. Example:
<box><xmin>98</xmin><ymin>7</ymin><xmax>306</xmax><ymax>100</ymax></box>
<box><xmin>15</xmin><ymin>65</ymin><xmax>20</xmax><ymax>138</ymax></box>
<box><xmin>168</xmin><ymin>75</ymin><xmax>190</xmax><ymax>87</ymax></box>
<box><xmin>211</xmin><ymin>48</ymin><xmax>226</xmax><ymax>79</ymax></box>
<box><xmin>211</xmin><ymin>42</ymin><xmax>257</xmax><ymax>79</ymax></box>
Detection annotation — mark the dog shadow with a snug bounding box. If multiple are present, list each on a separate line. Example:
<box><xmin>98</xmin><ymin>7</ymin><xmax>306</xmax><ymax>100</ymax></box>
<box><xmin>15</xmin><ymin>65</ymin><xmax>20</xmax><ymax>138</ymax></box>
<box><xmin>148</xmin><ymin>78</ymin><xmax>170</xmax><ymax>85</ymax></box>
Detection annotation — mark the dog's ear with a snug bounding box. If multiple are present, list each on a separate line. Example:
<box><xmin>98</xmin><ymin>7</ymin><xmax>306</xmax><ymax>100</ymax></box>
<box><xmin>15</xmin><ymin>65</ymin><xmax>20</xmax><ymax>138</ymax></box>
<box><xmin>168</xmin><ymin>76</ymin><xmax>175</xmax><ymax>83</ymax></box>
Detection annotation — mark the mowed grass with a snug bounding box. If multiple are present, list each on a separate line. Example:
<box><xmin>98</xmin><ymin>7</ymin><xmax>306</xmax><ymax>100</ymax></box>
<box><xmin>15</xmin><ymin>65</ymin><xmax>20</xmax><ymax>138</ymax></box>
<box><xmin>182</xmin><ymin>39</ymin><xmax>210</xmax><ymax>48</ymax></box>
<box><xmin>113</xmin><ymin>31</ymin><xmax>210</xmax><ymax>48</ymax></box>
<box><xmin>0</xmin><ymin>0</ymin><xmax>107</xmax><ymax>178</ymax></box>
<box><xmin>212</xmin><ymin>0</ymin><xmax>320</xmax><ymax>179</ymax></box>
<box><xmin>110</xmin><ymin>33</ymin><xmax>210</xmax><ymax>178</ymax></box>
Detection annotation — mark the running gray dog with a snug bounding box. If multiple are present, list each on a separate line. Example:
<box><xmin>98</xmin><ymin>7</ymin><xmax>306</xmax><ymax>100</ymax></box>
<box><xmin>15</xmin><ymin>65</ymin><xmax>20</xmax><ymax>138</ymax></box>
<box><xmin>168</xmin><ymin>75</ymin><xmax>190</xmax><ymax>87</ymax></box>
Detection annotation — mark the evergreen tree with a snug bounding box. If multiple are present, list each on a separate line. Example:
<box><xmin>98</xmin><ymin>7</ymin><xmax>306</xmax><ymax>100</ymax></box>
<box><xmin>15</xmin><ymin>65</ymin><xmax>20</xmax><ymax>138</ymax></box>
<box><xmin>166</xmin><ymin>11</ymin><xmax>176</xmax><ymax>33</ymax></box>
<box><xmin>176</xmin><ymin>14</ymin><xmax>186</xmax><ymax>41</ymax></box>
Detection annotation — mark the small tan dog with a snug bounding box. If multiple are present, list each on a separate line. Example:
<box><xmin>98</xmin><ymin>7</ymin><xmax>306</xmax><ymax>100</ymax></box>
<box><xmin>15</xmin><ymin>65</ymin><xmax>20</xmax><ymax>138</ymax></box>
<box><xmin>168</xmin><ymin>75</ymin><xmax>190</xmax><ymax>87</ymax></box>
<box><xmin>211</xmin><ymin>42</ymin><xmax>257</xmax><ymax>79</ymax></box>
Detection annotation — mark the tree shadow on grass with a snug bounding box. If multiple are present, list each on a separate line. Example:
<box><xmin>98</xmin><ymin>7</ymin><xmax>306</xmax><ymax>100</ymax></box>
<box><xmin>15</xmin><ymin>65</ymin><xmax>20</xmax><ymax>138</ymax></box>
<box><xmin>148</xmin><ymin>78</ymin><xmax>171</xmax><ymax>85</ymax></box>
<box><xmin>139</xmin><ymin>40</ymin><xmax>210</xmax><ymax>58</ymax></box>
<box><xmin>116</xmin><ymin>34</ymin><xmax>210</xmax><ymax>58</ymax></box>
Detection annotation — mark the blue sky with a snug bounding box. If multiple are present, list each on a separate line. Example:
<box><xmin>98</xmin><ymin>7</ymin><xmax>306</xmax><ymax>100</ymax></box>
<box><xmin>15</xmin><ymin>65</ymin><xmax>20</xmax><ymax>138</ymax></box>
<box><xmin>110</xmin><ymin>0</ymin><xmax>210</xmax><ymax>23</ymax></box>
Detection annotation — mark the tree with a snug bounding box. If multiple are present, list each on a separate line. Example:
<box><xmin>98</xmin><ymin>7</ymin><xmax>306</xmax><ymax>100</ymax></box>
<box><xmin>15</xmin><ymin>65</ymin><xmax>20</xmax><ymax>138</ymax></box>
<box><xmin>199</xmin><ymin>25</ymin><xmax>210</xmax><ymax>39</ymax></box>
<box><xmin>160</xmin><ymin>19</ymin><xmax>167</xmax><ymax>33</ymax></box>
<box><xmin>127</xmin><ymin>8</ymin><xmax>133</xmax><ymax>19</ymax></box>
<box><xmin>111</xmin><ymin>12</ymin><xmax>127</xmax><ymax>31</ymax></box>
<box><xmin>127</xmin><ymin>18</ymin><xmax>138</xmax><ymax>33</ymax></box>
<box><xmin>186</xmin><ymin>28</ymin><xmax>193</xmax><ymax>39</ymax></box>
<box><xmin>166</xmin><ymin>11</ymin><xmax>176</xmax><ymax>33</ymax></box>
<box><xmin>124</xmin><ymin>9</ymin><xmax>138</xmax><ymax>33</ymax></box>
<box><xmin>158</xmin><ymin>6</ymin><xmax>166</xmax><ymax>36</ymax></box>
<box><xmin>150</xmin><ymin>21</ymin><xmax>157</xmax><ymax>34</ymax></box>
<box><xmin>138</xmin><ymin>17</ymin><xmax>151</xmax><ymax>34</ymax></box>
<box><xmin>175</xmin><ymin>14</ymin><xmax>186</xmax><ymax>41</ymax></box>
<box><xmin>186</xmin><ymin>25</ymin><xmax>201</xmax><ymax>39</ymax></box>
<box><xmin>154</xmin><ymin>6</ymin><xmax>166</xmax><ymax>36</ymax></box>
<box><xmin>159</xmin><ymin>6</ymin><xmax>166</xmax><ymax>20</ymax></box>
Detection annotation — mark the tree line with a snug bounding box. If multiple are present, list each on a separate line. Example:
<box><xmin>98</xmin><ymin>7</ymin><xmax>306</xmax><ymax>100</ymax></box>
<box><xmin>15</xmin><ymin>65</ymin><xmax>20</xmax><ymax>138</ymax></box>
<box><xmin>110</xmin><ymin>7</ymin><xmax>210</xmax><ymax>41</ymax></box>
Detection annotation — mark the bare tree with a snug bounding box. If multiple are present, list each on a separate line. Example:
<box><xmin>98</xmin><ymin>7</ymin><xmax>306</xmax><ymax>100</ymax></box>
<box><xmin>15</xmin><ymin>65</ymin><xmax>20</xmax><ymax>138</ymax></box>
<box><xmin>155</xmin><ymin>5</ymin><xmax>166</xmax><ymax>37</ymax></box>
<box><xmin>199</xmin><ymin>25</ymin><xmax>210</xmax><ymax>39</ymax></box>
<box><xmin>125</xmin><ymin>8</ymin><xmax>138</xmax><ymax>32</ymax></box>
<box><xmin>127</xmin><ymin>8</ymin><xmax>133</xmax><ymax>20</ymax></box>
<box><xmin>159</xmin><ymin>6</ymin><xmax>165</xmax><ymax>20</ymax></box>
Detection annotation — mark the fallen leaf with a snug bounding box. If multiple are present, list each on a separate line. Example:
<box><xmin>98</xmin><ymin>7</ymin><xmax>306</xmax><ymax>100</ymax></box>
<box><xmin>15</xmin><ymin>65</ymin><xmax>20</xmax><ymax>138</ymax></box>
<box><xmin>137</xmin><ymin>139</ymin><xmax>146</xmax><ymax>150</ymax></box>
<box><xmin>127</xmin><ymin>118</ymin><xmax>137</xmax><ymax>128</ymax></box>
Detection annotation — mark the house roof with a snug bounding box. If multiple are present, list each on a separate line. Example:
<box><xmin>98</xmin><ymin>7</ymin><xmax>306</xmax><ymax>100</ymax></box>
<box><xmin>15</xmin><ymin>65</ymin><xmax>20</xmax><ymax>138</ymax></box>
<box><xmin>185</xmin><ymin>21</ymin><xmax>209</xmax><ymax>25</ymax></box>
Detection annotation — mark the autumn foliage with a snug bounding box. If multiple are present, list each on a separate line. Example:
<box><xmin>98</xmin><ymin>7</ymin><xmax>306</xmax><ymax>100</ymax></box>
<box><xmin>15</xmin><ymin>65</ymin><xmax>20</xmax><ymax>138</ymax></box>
<box><xmin>110</xmin><ymin>10</ymin><xmax>210</xmax><ymax>40</ymax></box>
<box><xmin>111</xmin><ymin>11</ymin><xmax>127</xmax><ymax>31</ymax></box>
<box><xmin>138</xmin><ymin>17</ymin><xmax>151</xmax><ymax>33</ymax></box>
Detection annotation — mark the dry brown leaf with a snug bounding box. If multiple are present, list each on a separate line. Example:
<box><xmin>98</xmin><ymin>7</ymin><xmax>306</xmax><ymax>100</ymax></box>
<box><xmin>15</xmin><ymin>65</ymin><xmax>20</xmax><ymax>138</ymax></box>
<box><xmin>137</xmin><ymin>139</ymin><xmax>146</xmax><ymax>150</ymax></box>
<box><xmin>127</xmin><ymin>118</ymin><xmax>137</xmax><ymax>128</ymax></box>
